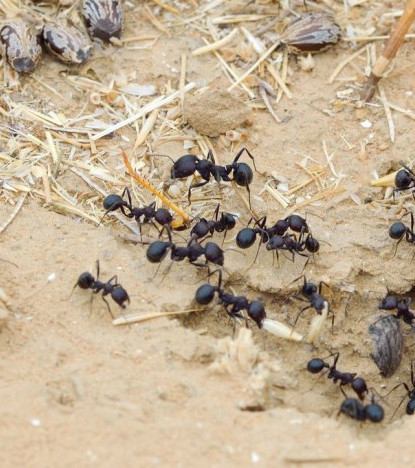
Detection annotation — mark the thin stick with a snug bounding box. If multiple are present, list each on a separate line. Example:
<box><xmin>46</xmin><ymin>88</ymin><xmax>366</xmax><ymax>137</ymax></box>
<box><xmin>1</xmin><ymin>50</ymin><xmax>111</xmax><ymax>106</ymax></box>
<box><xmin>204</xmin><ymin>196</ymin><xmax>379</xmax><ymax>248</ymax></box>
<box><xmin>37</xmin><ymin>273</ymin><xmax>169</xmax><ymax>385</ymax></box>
<box><xmin>328</xmin><ymin>45</ymin><xmax>367</xmax><ymax>83</ymax></box>
<box><xmin>378</xmin><ymin>83</ymin><xmax>395</xmax><ymax>142</ymax></box>
<box><xmin>192</xmin><ymin>28</ymin><xmax>238</xmax><ymax>56</ymax></box>
<box><xmin>0</xmin><ymin>192</ymin><xmax>28</xmax><ymax>234</ymax></box>
<box><xmin>122</xmin><ymin>149</ymin><xmax>190</xmax><ymax>225</ymax></box>
<box><xmin>361</xmin><ymin>0</ymin><xmax>415</xmax><ymax>101</ymax></box>
<box><xmin>112</xmin><ymin>309</ymin><xmax>202</xmax><ymax>325</ymax></box>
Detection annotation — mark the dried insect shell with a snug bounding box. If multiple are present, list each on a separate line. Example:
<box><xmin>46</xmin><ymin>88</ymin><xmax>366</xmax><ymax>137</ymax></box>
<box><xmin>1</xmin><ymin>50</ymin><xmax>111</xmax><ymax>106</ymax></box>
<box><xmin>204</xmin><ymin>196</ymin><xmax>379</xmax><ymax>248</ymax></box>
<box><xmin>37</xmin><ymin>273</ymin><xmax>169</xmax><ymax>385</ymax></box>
<box><xmin>280</xmin><ymin>13</ymin><xmax>341</xmax><ymax>54</ymax></box>
<box><xmin>369</xmin><ymin>315</ymin><xmax>403</xmax><ymax>377</ymax></box>
<box><xmin>82</xmin><ymin>0</ymin><xmax>123</xmax><ymax>42</ymax></box>
<box><xmin>0</xmin><ymin>21</ymin><xmax>42</xmax><ymax>73</ymax></box>
<box><xmin>42</xmin><ymin>22</ymin><xmax>92</xmax><ymax>64</ymax></box>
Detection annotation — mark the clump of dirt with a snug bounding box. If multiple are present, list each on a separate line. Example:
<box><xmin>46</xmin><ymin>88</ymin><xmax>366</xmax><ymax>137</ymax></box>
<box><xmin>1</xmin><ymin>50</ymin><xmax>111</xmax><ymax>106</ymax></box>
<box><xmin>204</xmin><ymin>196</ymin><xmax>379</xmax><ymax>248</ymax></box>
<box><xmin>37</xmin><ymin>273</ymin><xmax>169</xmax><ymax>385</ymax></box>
<box><xmin>183</xmin><ymin>88</ymin><xmax>252</xmax><ymax>137</ymax></box>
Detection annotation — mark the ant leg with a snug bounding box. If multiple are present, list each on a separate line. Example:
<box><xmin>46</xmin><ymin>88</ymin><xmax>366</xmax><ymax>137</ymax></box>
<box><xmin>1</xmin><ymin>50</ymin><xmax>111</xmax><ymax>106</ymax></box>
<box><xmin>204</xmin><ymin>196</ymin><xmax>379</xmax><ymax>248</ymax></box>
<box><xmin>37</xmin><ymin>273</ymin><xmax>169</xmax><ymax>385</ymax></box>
<box><xmin>232</xmin><ymin>147</ymin><xmax>258</xmax><ymax>172</ymax></box>
<box><xmin>207</xmin><ymin>149</ymin><xmax>216</xmax><ymax>164</ymax></box>
<box><xmin>106</xmin><ymin>275</ymin><xmax>119</xmax><ymax>286</ymax></box>
<box><xmin>340</xmin><ymin>385</ymin><xmax>348</xmax><ymax>399</ymax></box>
<box><xmin>293</xmin><ymin>305</ymin><xmax>312</xmax><ymax>327</ymax></box>
<box><xmin>187</xmin><ymin>180</ymin><xmax>210</xmax><ymax>205</ymax></box>
<box><xmin>245</xmin><ymin>183</ymin><xmax>252</xmax><ymax>211</ymax></box>
<box><xmin>95</xmin><ymin>260</ymin><xmax>100</xmax><ymax>281</ymax></box>
<box><xmin>101</xmin><ymin>294</ymin><xmax>115</xmax><ymax>319</ymax></box>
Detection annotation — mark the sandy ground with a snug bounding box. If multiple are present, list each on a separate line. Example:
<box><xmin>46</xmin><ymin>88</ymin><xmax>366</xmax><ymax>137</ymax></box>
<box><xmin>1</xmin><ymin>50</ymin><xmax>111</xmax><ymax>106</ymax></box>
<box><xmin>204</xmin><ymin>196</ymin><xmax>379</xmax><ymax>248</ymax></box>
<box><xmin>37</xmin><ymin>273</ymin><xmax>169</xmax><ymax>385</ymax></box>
<box><xmin>3</xmin><ymin>1</ymin><xmax>415</xmax><ymax>466</ymax></box>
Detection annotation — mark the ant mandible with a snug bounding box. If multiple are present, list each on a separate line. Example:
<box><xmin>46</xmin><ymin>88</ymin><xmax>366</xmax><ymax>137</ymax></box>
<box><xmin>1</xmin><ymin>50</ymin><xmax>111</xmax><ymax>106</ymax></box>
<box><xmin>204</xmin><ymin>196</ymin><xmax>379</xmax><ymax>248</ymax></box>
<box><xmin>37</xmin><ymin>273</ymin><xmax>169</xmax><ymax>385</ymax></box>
<box><xmin>102</xmin><ymin>187</ymin><xmax>174</xmax><ymax>235</ymax></box>
<box><xmin>170</xmin><ymin>147</ymin><xmax>257</xmax><ymax>207</ymax></box>
<box><xmin>339</xmin><ymin>397</ymin><xmax>384</xmax><ymax>423</ymax></box>
<box><xmin>307</xmin><ymin>352</ymin><xmax>368</xmax><ymax>401</ymax></box>
<box><xmin>71</xmin><ymin>260</ymin><xmax>130</xmax><ymax>319</ymax></box>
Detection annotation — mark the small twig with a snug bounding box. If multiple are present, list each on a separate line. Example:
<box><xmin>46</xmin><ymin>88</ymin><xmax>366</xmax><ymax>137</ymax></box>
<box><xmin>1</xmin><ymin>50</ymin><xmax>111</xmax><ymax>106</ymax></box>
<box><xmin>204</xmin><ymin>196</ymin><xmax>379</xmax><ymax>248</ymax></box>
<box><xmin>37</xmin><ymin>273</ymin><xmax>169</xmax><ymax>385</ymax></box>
<box><xmin>0</xmin><ymin>192</ymin><xmax>28</xmax><ymax>234</ymax></box>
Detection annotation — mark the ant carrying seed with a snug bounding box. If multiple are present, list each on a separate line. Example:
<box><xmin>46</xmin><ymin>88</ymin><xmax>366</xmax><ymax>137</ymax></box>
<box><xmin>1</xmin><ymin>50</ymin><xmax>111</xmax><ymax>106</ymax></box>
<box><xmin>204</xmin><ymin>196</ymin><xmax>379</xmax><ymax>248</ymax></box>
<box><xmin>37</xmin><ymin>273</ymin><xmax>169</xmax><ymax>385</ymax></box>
<box><xmin>146</xmin><ymin>226</ymin><xmax>224</xmax><ymax>270</ymax></box>
<box><xmin>169</xmin><ymin>147</ymin><xmax>257</xmax><ymax>208</ymax></box>
<box><xmin>70</xmin><ymin>260</ymin><xmax>130</xmax><ymax>319</ymax></box>
<box><xmin>195</xmin><ymin>270</ymin><xmax>302</xmax><ymax>340</ymax></box>
<box><xmin>307</xmin><ymin>352</ymin><xmax>368</xmax><ymax>401</ymax></box>
<box><xmin>339</xmin><ymin>397</ymin><xmax>384</xmax><ymax>423</ymax></box>
<box><xmin>101</xmin><ymin>187</ymin><xmax>174</xmax><ymax>236</ymax></box>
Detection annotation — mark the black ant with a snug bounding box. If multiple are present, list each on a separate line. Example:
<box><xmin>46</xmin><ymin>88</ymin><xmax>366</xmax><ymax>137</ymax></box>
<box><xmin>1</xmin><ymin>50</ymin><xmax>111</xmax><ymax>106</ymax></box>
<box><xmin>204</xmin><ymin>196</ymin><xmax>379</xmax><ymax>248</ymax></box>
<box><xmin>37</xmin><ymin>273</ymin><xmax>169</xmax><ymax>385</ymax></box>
<box><xmin>385</xmin><ymin>360</ymin><xmax>415</xmax><ymax>420</ymax></box>
<box><xmin>195</xmin><ymin>269</ymin><xmax>265</xmax><ymax>328</ymax></box>
<box><xmin>339</xmin><ymin>397</ymin><xmax>384</xmax><ymax>423</ymax></box>
<box><xmin>378</xmin><ymin>295</ymin><xmax>415</xmax><ymax>327</ymax></box>
<box><xmin>71</xmin><ymin>260</ymin><xmax>130</xmax><ymax>319</ymax></box>
<box><xmin>146</xmin><ymin>227</ymin><xmax>224</xmax><ymax>269</ymax></box>
<box><xmin>290</xmin><ymin>276</ymin><xmax>332</xmax><ymax>328</ymax></box>
<box><xmin>394</xmin><ymin>164</ymin><xmax>415</xmax><ymax>195</ymax></box>
<box><xmin>307</xmin><ymin>352</ymin><xmax>368</xmax><ymax>401</ymax></box>
<box><xmin>266</xmin><ymin>232</ymin><xmax>319</xmax><ymax>263</ymax></box>
<box><xmin>170</xmin><ymin>147</ymin><xmax>257</xmax><ymax>207</ymax></box>
<box><xmin>102</xmin><ymin>187</ymin><xmax>174</xmax><ymax>234</ymax></box>
<box><xmin>190</xmin><ymin>204</ymin><xmax>237</xmax><ymax>242</ymax></box>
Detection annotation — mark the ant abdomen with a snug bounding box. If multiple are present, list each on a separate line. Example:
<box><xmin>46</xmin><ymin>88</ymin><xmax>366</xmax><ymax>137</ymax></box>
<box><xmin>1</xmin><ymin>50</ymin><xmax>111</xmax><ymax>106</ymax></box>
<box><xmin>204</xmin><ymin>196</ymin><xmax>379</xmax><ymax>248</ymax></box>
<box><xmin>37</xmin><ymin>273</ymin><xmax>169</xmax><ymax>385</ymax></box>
<box><xmin>111</xmin><ymin>286</ymin><xmax>130</xmax><ymax>308</ymax></box>
<box><xmin>389</xmin><ymin>222</ymin><xmax>406</xmax><ymax>239</ymax></box>
<box><xmin>236</xmin><ymin>228</ymin><xmax>256</xmax><ymax>249</ymax></box>
<box><xmin>307</xmin><ymin>358</ymin><xmax>326</xmax><ymax>373</ymax></box>
<box><xmin>232</xmin><ymin>163</ymin><xmax>253</xmax><ymax>187</ymax></box>
<box><xmin>406</xmin><ymin>399</ymin><xmax>415</xmax><ymax>415</ymax></box>
<box><xmin>195</xmin><ymin>284</ymin><xmax>216</xmax><ymax>305</ymax></box>
<box><xmin>146</xmin><ymin>241</ymin><xmax>169</xmax><ymax>263</ymax></box>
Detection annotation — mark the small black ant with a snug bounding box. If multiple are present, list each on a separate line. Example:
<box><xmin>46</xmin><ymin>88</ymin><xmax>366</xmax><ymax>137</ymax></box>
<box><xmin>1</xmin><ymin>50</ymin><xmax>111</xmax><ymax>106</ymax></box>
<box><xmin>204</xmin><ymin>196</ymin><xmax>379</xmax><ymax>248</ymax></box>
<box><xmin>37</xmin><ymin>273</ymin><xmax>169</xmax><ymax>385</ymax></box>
<box><xmin>71</xmin><ymin>260</ymin><xmax>130</xmax><ymax>319</ymax></box>
<box><xmin>170</xmin><ymin>147</ymin><xmax>257</xmax><ymax>207</ymax></box>
<box><xmin>290</xmin><ymin>276</ymin><xmax>332</xmax><ymax>328</ymax></box>
<box><xmin>339</xmin><ymin>397</ymin><xmax>384</xmax><ymax>423</ymax></box>
<box><xmin>386</xmin><ymin>360</ymin><xmax>415</xmax><ymax>419</ymax></box>
<box><xmin>146</xmin><ymin>227</ymin><xmax>224</xmax><ymax>269</ymax></box>
<box><xmin>307</xmin><ymin>352</ymin><xmax>368</xmax><ymax>401</ymax></box>
<box><xmin>266</xmin><ymin>232</ymin><xmax>319</xmax><ymax>263</ymax></box>
<box><xmin>394</xmin><ymin>164</ymin><xmax>415</xmax><ymax>195</ymax></box>
<box><xmin>190</xmin><ymin>204</ymin><xmax>237</xmax><ymax>242</ymax></box>
<box><xmin>195</xmin><ymin>269</ymin><xmax>266</xmax><ymax>328</ymax></box>
<box><xmin>378</xmin><ymin>295</ymin><xmax>415</xmax><ymax>327</ymax></box>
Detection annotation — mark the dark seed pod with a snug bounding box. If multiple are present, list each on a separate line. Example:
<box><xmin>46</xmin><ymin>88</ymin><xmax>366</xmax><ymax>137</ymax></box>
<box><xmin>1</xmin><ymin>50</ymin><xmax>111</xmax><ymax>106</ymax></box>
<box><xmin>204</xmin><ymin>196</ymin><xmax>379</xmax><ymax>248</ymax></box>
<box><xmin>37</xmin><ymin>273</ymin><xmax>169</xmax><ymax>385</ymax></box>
<box><xmin>280</xmin><ymin>13</ymin><xmax>342</xmax><ymax>55</ymax></box>
<box><xmin>369</xmin><ymin>314</ymin><xmax>403</xmax><ymax>377</ymax></box>
<box><xmin>83</xmin><ymin>0</ymin><xmax>123</xmax><ymax>42</ymax></box>
<box><xmin>42</xmin><ymin>21</ymin><xmax>92</xmax><ymax>64</ymax></box>
<box><xmin>0</xmin><ymin>21</ymin><xmax>42</xmax><ymax>73</ymax></box>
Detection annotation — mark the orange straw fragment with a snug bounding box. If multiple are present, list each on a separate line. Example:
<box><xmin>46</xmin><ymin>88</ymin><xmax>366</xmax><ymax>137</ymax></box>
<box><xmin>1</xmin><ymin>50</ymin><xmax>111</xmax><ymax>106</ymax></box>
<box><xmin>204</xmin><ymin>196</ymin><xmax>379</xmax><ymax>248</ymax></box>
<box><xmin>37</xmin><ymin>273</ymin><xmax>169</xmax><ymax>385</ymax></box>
<box><xmin>121</xmin><ymin>149</ymin><xmax>190</xmax><ymax>227</ymax></box>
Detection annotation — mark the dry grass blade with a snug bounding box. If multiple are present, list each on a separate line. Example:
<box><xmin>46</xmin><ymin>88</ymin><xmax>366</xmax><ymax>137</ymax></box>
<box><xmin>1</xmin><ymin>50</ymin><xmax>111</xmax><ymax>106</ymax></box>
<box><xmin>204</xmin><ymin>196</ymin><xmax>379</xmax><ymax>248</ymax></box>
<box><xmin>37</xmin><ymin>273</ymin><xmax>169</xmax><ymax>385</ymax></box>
<box><xmin>112</xmin><ymin>309</ymin><xmax>202</xmax><ymax>325</ymax></box>
<box><xmin>0</xmin><ymin>192</ymin><xmax>28</xmax><ymax>234</ymax></box>
<box><xmin>192</xmin><ymin>28</ymin><xmax>238</xmax><ymax>56</ymax></box>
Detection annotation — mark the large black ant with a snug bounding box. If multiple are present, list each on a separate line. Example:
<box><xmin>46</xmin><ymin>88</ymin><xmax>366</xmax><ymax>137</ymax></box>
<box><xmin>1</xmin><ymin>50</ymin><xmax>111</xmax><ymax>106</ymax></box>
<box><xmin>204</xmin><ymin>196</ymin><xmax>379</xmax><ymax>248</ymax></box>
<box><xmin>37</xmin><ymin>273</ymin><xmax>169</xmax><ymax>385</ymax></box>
<box><xmin>339</xmin><ymin>397</ymin><xmax>384</xmax><ymax>423</ymax></box>
<box><xmin>146</xmin><ymin>227</ymin><xmax>224</xmax><ymax>269</ymax></box>
<box><xmin>378</xmin><ymin>295</ymin><xmax>415</xmax><ymax>327</ymax></box>
<box><xmin>266</xmin><ymin>232</ymin><xmax>319</xmax><ymax>263</ymax></box>
<box><xmin>190</xmin><ymin>204</ymin><xmax>237</xmax><ymax>242</ymax></box>
<box><xmin>169</xmin><ymin>147</ymin><xmax>257</xmax><ymax>207</ymax></box>
<box><xmin>385</xmin><ymin>360</ymin><xmax>415</xmax><ymax>420</ymax></box>
<box><xmin>307</xmin><ymin>352</ymin><xmax>368</xmax><ymax>401</ymax></box>
<box><xmin>102</xmin><ymin>187</ymin><xmax>174</xmax><ymax>235</ymax></box>
<box><xmin>194</xmin><ymin>269</ymin><xmax>266</xmax><ymax>328</ymax></box>
<box><xmin>71</xmin><ymin>260</ymin><xmax>130</xmax><ymax>319</ymax></box>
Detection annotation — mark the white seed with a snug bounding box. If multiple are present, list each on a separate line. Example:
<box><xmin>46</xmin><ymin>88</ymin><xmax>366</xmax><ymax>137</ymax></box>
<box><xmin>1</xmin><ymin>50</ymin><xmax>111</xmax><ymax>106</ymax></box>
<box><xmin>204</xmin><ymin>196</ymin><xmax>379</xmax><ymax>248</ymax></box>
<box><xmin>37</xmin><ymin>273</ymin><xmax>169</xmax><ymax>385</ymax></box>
<box><xmin>306</xmin><ymin>301</ymin><xmax>329</xmax><ymax>344</ymax></box>
<box><xmin>262</xmin><ymin>318</ymin><xmax>303</xmax><ymax>341</ymax></box>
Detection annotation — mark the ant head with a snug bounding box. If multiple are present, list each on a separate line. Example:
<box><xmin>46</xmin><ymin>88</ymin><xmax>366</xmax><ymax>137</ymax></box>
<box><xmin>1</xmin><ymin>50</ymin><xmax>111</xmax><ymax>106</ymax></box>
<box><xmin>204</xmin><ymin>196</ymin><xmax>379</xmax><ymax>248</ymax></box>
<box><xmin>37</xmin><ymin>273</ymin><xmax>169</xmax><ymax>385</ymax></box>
<box><xmin>222</xmin><ymin>212</ymin><xmax>237</xmax><ymax>230</ymax></box>
<box><xmin>171</xmin><ymin>154</ymin><xmax>199</xmax><ymax>179</ymax></box>
<box><xmin>379</xmin><ymin>295</ymin><xmax>398</xmax><ymax>310</ymax></box>
<box><xmin>232</xmin><ymin>162</ymin><xmax>253</xmax><ymax>187</ymax></box>
<box><xmin>303</xmin><ymin>281</ymin><xmax>317</xmax><ymax>296</ymax></box>
<box><xmin>154</xmin><ymin>208</ymin><xmax>173</xmax><ymax>226</ymax></box>
<box><xmin>103</xmin><ymin>194</ymin><xmax>125</xmax><ymax>211</ymax></box>
<box><xmin>146</xmin><ymin>241</ymin><xmax>170</xmax><ymax>263</ymax></box>
<box><xmin>248</xmin><ymin>301</ymin><xmax>266</xmax><ymax>328</ymax></box>
<box><xmin>307</xmin><ymin>358</ymin><xmax>327</xmax><ymax>374</ymax></box>
<box><xmin>395</xmin><ymin>168</ymin><xmax>414</xmax><ymax>190</ymax></box>
<box><xmin>195</xmin><ymin>284</ymin><xmax>216</xmax><ymax>305</ymax></box>
<box><xmin>111</xmin><ymin>286</ymin><xmax>130</xmax><ymax>308</ymax></box>
<box><xmin>77</xmin><ymin>272</ymin><xmax>95</xmax><ymax>289</ymax></box>
<box><xmin>365</xmin><ymin>402</ymin><xmax>384</xmax><ymax>423</ymax></box>
<box><xmin>406</xmin><ymin>399</ymin><xmax>415</xmax><ymax>415</ymax></box>
<box><xmin>236</xmin><ymin>227</ymin><xmax>257</xmax><ymax>249</ymax></box>
<box><xmin>204</xmin><ymin>242</ymin><xmax>224</xmax><ymax>266</ymax></box>
<box><xmin>389</xmin><ymin>221</ymin><xmax>406</xmax><ymax>240</ymax></box>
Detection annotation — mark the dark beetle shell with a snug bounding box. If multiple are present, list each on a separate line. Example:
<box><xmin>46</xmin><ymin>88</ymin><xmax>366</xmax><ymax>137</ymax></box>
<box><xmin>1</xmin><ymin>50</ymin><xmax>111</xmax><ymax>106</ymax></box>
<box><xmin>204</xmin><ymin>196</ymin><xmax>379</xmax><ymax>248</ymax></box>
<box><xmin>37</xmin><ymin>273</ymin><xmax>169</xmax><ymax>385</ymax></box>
<box><xmin>280</xmin><ymin>13</ymin><xmax>341</xmax><ymax>54</ymax></box>
<box><xmin>42</xmin><ymin>22</ymin><xmax>92</xmax><ymax>64</ymax></box>
<box><xmin>83</xmin><ymin>0</ymin><xmax>123</xmax><ymax>42</ymax></box>
<box><xmin>369</xmin><ymin>314</ymin><xmax>403</xmax><ymax>377</ymax></box>
<box><xmin>0</xmin><ymin>21</ymin><xmax>42</xmax><ymax>73</ymax></box>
